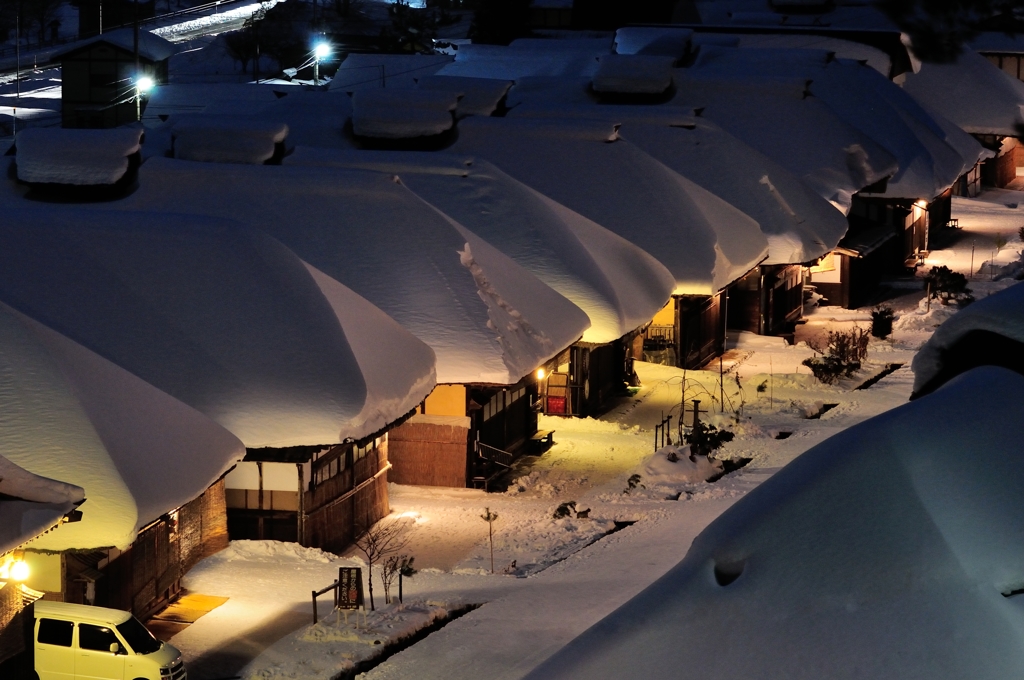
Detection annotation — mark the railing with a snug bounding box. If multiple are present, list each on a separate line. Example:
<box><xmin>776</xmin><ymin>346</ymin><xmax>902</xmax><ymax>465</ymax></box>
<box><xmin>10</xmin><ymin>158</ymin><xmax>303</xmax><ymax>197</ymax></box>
<box><xmin>653</xmin><ymin>414</ymin><xmax>674</xmax><ymax>451</ymax></box>
<box><xmin>312</xmin><ymin>566</ymin><xmax>363</xmax><ymax>623</ymax></box>
<box><xmin>477</xmin><ymin>442</ymin><xmax>514</xmax><ymax>469</ymax></box>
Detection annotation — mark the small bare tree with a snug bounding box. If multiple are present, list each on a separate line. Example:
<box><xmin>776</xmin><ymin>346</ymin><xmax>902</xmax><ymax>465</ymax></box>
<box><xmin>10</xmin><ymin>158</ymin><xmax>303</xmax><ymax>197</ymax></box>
<box><xmin>481</xmin><ymin>507</ymin><xmax>498</xmax><ymax>574</ymax></box>
<box><xmin>381</xmin><ymin>554</ymin><xmax>416</xmax><ymax>604</ymax></box>
<box><xmin>354</xmin><ymin>518</ymin><xmax>410</xmax><ymax>611</ymax></box>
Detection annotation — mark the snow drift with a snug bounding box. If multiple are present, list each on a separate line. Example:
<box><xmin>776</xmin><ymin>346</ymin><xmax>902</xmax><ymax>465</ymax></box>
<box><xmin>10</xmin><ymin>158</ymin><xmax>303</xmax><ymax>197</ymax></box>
<box><xmin>912</xmin><ymin>281</ymin><xmax>1024</xmax><ymax>397</ymax></box>
<box><xmin>527</xmin><ymin>364</ymin><xmax>1024</xmax><ymax>680</ymax></box>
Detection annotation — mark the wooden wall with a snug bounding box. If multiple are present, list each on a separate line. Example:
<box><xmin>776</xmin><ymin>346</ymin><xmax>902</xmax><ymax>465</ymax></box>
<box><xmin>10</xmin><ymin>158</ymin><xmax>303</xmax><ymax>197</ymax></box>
<box><xmin>388</xmin><ymin>417</ymin><xmax>470</xmax><ymax>487</ymax></box>
<box><xmin>304</xmin><ymin>448</ymin><xmax>390</xmax><ymax>555</ymax></box>
<box><xmin>85</xmin><ymin>479</ymin><xmax>228</xmax><ymax>619</ymax></box>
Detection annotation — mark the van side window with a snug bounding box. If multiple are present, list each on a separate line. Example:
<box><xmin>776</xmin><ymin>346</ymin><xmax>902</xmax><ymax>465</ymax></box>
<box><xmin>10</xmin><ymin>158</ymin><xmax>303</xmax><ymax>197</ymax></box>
<box><xmin>37</xmin><ymin>619</ymin><xmax>73</xmax><ymax>647</ymax></box>
<box><xmin>79</xmin><ymin>624</ymin><xmax>120</xmax><ymax>652</ymax></box>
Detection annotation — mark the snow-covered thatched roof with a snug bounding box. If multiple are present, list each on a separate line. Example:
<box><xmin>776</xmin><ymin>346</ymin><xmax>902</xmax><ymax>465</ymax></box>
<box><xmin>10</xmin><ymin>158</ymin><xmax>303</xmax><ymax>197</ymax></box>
<box><xmin>329</xmin><ymin>53</ymin><xmax>454</xmax><ymax>91</ymax></box>
<box><xmin>172</xmin><ymin>116</ymin><xmax>288</xmax><ymax>164</ymax></box>
<box><xmin>116</xmin><ymin>158</ymin><xmax>589</xmax><ymax>385</ymax></box>
<box><xmin>672</xmin><ymin>70</ymin><xmax>899</xmax><ymax>211</ymax></box>
<box><xmin>902</xmin><ymin>48</ymin><xmax>1024</xmax><ymax>137</ymax></box>
<box><xmin>351</xmin><ymin>89</ymin><xmax>458</xmax><ymax>139</ymax></box>
<box><xmin>450</xmin><ymin>116</ymin><xmax>769</xmax><ymax>295</ymax></box>
<box><xmin>416</xmin><ymin>76</ymin><xmax>513</xmax><ymax>117</ymax></box>
<box><xmin>502</xmin><ymin>90</ymin><xmax>848</xmax><ymax>265</ymax></box>
<box><xmin>52</xmin><ymin>27</ymin><xmax>176</xmax><ymax>62</ymax></box>
<box><xmin>912</xmin><ymin>281</ymin><xmax>1024</xmax><ymax>397</ymax></box>
<box><xmin>0</xmin><ymin>205</ymin><xmax>435</xmax><ymax>448</ymax></box>
<box><xmin>592</xmin><ymin>55</ymin><xmax>676</xmax><ymax>94</ymax></box>
<box><xmin>526</xmin><ymin>363</ymin><xmax>1024</xmax><ymax>680</ymax></box>
<box><xmin>613</xmin><ymin>27</ymin><xmax>693</xmax><ymax>58</ymax></box>
<box><xmin>142</xmin><ymin>83</ymin><xmax>284</xmax><ymax>127</ymax></box>
<box><xmin>436</xmin><ymin>41</ymin><xmax>608</xmax><ymax>80</ymax></box>
<box><xmin>0</xmin><ymin>299</ymin><xmax>244</xmax><ymax>552</ymax></box>
<box><xmin>286</xmin><ymin>147</ymin><xmax>676</xmax><ymax>343</ymax></box>
<box><xmin>16</xmin><ymin>128</ymin><xmax>142</xmax><ymax>185</ymax></box>
<box><xmin>0</xmin><ymin>455</ymin><xmax>84</xmax><ymax>555</ymax></box>
<box><xmin>690</xmin><ymin>46</ymin><xmax>969</xmax><ymax>200</ymax></box>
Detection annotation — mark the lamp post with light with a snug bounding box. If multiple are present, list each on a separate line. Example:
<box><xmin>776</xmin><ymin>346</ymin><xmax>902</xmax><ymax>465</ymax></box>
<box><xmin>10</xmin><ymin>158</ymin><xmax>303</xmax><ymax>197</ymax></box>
<box><xmin>135</xmin><ymin>75</ymin><xmax>154</xmax><ymax>122</ymax></box>
<box><xmin>313</xmin><ymin>42</ymin><xmax>331</xmax><ymax>86</ymax></box>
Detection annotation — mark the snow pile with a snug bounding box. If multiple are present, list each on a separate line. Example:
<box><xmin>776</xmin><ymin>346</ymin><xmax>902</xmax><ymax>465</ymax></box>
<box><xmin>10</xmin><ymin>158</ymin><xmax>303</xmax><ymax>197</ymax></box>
<box><xmin>351</xmin><ymin>89</ymin><xmax>458</xmax><ymax>139</ymax></box>
<box><xmin>455</xmin><ymin>510</ymin><xmax>616</xmax><ymax>577</ymax></box>
<box><xmin>450</xmin><ymin>116</ymin><xmax>768</xmax><ymax>294</ymax></box>
<box><xmin>613</xmin><ymin>27</ymin><xmax>693</xmax><ymax>58</ymax></box>
<box><xmin>241</xmin><ymin>600</ymin><xmax>457</xmax><ymax>680</ymax></box>
<box><xmin>329</xmin><ymin>53</ymin><xmax>454</xmax><ymax>91</ymax></box>
<box><xmin>731</xmin><ymin>33</ymin><xmax>892</xmax><ymax>76</ymax></box>
<box><xmin>285</xmin><ymin>148</ymin><xmax>675</xmax><ymax>343</ymax></box>
<box><xmin>417</xmin><ymin>75</ymin><xmax>512</xmax><ymax>117</ymax></box>
<box><xmin>172</xmin><ymin>116</ymin><xmax>288</xmax><ymax>164</ymax></box>
<box><xmin>912</xmin><ymin>281</ymin><xmax>1024</xmax><ymax>395</ymax></box>
<box><xmin>118</xmin><ymin>158</ymin><xmax>586</xmax><ymax>385</ymax></box>
<box><xmin>527</xmin><ymin>365</ymin><xmax>1024</xmax><ymax>680</ymax></box>
<box><xmin>592</xmin><ymin>55</ymin><xmax>675</xmax><ymax>94</ymax></box>
<box><xmin>16</xmin><ymin>128</ymin><xmax>142</xmax><ymax>185</ymax></box>
<box><xmin>672</xmin><ymin>71</ymin><xmax>898</xmax><ymax>211</ymax></box>
<box><xmin>215</xmin><ymin>539</ymin><xmax>341</xmax><ymax>565</ymax></box>
<box><xmin>639</xmin><ymin>446</ymin><xmax>723</xmax><ymax>486</ymax></box>
<box><xmin>903</xmin><ymin>48</ymin><xmax>1024</xmax><ymax>137</ymax></box>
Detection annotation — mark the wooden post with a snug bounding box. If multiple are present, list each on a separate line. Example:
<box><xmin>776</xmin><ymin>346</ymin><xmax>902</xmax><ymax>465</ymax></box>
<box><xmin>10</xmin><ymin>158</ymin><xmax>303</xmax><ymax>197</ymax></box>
<box><xmin>719</xmin><ymin>356</ymin><xmax>724</xmax><ymax>413</ymax></box>
<box><xmin>297</xmin><ymin>463</ymin><xmax>305</xmax><ymax>546</ymax></box>
<box><xmin>692</xmin><ymin>400</ymin><xmax>701</xmax><ymax>428</ymax></box>
<box><xmin>399</xmin><ymin>571</ymin><xmax>403</xmax><ymax>604</ymax></box>
<box><xmin>312</xmin><ymin>590</ymin><xmax>318</xmax><ymax>624</ymax></box>
<box><xmin>256</xmin><ymin>461</ymin><xmax>264</xmax><ymax>511</ymax></box>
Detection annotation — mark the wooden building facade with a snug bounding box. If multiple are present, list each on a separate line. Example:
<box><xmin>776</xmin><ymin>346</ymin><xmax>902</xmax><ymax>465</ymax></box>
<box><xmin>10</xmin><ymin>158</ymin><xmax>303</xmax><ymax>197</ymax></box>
<box><xmin>57</xmin><ymin>35</ymin><xmax>170</xmax><ymax>129</ymax></box>
<box><xmin>225</xmin><ymin>436</ymin><xmax>392</xmax><ymax>556</ymax></box>
<box><xmin>726</xmin><ymin>264</ymin><xmax>804</xmax><ymax>337</ymax></box>
<box><xmin>643</xmin><ymin>292</ymin><xmax>727</xmax><ymax>369</ymax></box>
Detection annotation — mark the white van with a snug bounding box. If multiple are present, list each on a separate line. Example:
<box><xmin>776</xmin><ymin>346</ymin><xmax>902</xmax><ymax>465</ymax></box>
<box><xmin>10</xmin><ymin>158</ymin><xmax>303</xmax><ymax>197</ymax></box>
<box><xmin>31</xmin><ymin>601</ymin><xmax>185</xmax><ymax>680</ymax></box>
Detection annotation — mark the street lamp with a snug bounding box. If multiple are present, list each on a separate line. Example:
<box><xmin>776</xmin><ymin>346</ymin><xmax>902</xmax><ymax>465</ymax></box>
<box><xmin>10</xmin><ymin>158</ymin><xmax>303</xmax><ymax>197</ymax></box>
<box><xmin>313</xmin><ymin>42</ymin><xmax>331</xmax><ymax>86</ymax></box>
<box><xmin>135</xmin><ymin>75</ymin><xmax>154</xmax><ymax>122</ymax></box>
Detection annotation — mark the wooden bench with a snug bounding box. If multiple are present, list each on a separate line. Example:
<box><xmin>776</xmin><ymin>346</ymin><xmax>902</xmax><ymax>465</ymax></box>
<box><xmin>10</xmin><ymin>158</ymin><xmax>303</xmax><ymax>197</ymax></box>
<box><xmin>530</xmin><ymin>430</ymin><xmax>555</xmax><ymax>450</ymax></box>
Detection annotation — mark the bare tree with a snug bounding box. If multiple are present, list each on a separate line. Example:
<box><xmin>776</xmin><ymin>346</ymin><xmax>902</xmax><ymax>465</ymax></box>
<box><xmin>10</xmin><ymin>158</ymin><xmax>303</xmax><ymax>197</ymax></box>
<box><xmin>353</xmin><ymin>518</ymin><xmax>410</xmax><ymax>611</ymax></box>
<box><xmin>380</xmin><ymin>554</ymin><xmax>415</xmax><ymax>605</ymax></box>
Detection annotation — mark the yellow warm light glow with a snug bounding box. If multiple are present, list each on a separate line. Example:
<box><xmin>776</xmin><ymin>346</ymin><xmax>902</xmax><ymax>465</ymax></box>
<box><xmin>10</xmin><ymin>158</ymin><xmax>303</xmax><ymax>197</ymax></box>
<box><xmin>536</xmin><ymin>368</ymin><xmax>546</xmax><ymax>380</ymax></box>
<box><xmin>914</xmin><ymin>199</ymin><xmax>928</xmax><ymax>208</ymax></box>
<box><xmin>10</xmin><ymin>560</ymin><xmax>29</xmax><ymax>581</ymax></box>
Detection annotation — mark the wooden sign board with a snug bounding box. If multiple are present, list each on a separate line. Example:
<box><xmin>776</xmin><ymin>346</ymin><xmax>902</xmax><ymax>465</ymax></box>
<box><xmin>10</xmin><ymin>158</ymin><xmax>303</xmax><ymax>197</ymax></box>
<box><xmin>338</xmin><ymin>567</ymin><xmax>364</xmax><ymax>610</ymax></box>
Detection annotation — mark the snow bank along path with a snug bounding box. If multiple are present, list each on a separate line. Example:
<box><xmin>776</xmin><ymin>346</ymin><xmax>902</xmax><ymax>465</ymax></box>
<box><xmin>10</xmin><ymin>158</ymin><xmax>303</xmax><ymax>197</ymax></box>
<box><xmin>527</xmin><ymin>365</ymin><xmax>1024</xmax><ymax>680</ymax></box>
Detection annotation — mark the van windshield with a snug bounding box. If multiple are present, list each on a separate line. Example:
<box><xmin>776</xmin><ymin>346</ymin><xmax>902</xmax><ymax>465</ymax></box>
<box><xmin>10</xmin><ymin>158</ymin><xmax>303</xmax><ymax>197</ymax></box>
<box><xmin>116</xmin><ymin>617</ymin><xmax>162</xmax><ymax>655</ymax></box>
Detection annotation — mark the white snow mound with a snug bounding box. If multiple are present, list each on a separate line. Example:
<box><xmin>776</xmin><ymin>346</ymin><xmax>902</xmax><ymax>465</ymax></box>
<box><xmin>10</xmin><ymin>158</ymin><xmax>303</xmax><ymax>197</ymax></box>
<box><xmin>16</xmin><ymin>128</ymin><xmax>142</xmax><ymax>185</ymax></box>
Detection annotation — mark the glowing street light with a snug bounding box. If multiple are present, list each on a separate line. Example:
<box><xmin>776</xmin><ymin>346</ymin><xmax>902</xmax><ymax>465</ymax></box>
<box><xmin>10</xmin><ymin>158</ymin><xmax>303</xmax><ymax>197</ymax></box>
<box><xmin>313</xmin><ymin>42</ymin><xmax>331</xmax><ymax>86</ymax></box>
<box><xmin>10</xmin><ymin>559</ymin><xmax>29</xmax><ymax>582</ymax></box>
<box><xmin>135</xmin><ymin>75</ymin><xmax>154</xmax><ymax>122</ymax></box>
